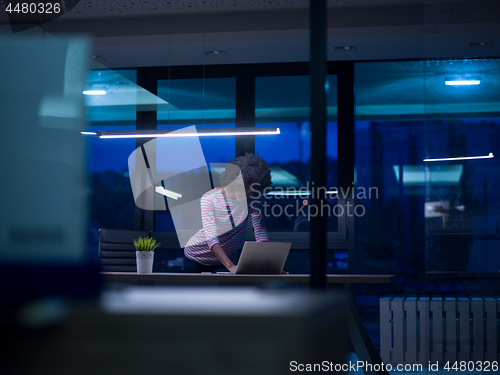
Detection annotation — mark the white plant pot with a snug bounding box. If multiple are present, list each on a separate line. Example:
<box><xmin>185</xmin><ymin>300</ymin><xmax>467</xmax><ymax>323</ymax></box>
<box><xmin>136</xmin><ymin>251</ymin><xmax>154</xmax><ymax>274</ymax></box>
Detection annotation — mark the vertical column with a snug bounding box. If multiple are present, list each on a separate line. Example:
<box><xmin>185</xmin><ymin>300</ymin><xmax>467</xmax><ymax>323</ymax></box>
<box><xmin>470</xmin><ymin>297</ymin><xmax>484</xmax><ymax>361</ymax></box>
<box><xmin>417</xmin><ymin>297</ymin><xmax>429</xmax><ymax>364</ymax></box>
<box><xmin>444</xmin><ymin>297</ymin><xmax>457</xmax><ymax>363</ymax></box>
<box><xmin>309</xmin><ymin>0</ymin><xmax>327</xmax><ymax>289</ymax></box>
<box><xmin>392</xmin><ymin>297</ymin><xmax>405</xmax><ymax>364</ymax></box>
<box><xmin>405</xmin><ymin>297</ymin><xmax>418</xmax><ymax>364</ymax></box>
<box><xmin>457</xmin><ymin>297</ymin><xmax>470</xmax><ymax>361</ymax></box>
<box><xmin>337</xmin><ymin>61</ymin><xmax>356</xmax><ymax>283</ymax></box>
<box><xmin>235</xmin><ymin>74</ymin><xmax>255</xmax><ymax>157</ymax></box>
<box><xmin>379</xmin><ymin>297</ymin><xmax>392</xmax><ymax>362</ymax></box>
<box><xmin>430</xmin><ymin>297</ymin><xmax>443</xmax><ymax>363</ymax></box>
<box><xmin>484</xmin><ymin>298</ymin><xmax>497</xmax><ymax>361</ymax></box>
<box><xmin>135</xmin><ymin>67</ymin><xmax>157</xmax><ymax>231</ymax></box>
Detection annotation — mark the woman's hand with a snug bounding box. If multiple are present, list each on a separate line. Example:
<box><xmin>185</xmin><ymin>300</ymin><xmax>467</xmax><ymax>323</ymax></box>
<box><xmin>211</xmin><ymin>243</ymin><xmax>237</xmax><ymax>272</ymax></box>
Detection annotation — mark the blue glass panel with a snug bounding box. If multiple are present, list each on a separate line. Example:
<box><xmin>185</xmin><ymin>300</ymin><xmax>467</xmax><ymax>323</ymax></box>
<box><xmin>84</xmin><ymin>69</ymin><xmax>138</xmax><ymax>237</ymax></box>
<box><xmin>355</xmin><ymin>59</ymin><xmax>500</xmax><ymax>288</ymax></box>
<box><xmin>157</xmin><ymin>78</ymin><xmax>236</xmax><ymax>124</ymax></box>
<box><xmin>85</xmin><ymin>70</ymin><xmax>138</xmax><ymax>123</ymax></box>
<box><xmin>255</xmin><ymin>75</ymin><xmax>338</xmax><ymax>233</ymax></box>
<box><xmin>84</xmin><ymin>125</ymin><xmax>136</xmax><ymax>233</ymax></box>
<box><xmin>155</xmin><ymin>77</ymin><xmax>236</xmax><ymax>232</ymax></box>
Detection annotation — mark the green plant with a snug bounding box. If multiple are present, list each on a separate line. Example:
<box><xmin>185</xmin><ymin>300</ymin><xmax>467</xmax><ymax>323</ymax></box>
<box><xmin>133</xmin><ymin>236</ymin><xmax>160</xmax><ymax>252</ymax></box>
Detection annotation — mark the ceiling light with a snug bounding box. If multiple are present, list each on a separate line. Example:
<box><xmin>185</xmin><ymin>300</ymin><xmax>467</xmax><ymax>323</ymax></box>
<box><xmin>469</xmin><ymin>42</ymin><xmax>491</xmax><ymax>48</ymax></box>
<box><xmin>204</xmin><ymin>50</ymin><xmax>227</xmax><ymax>56</ymax></box>
<box><xmin>81</xmin><ymin>132</ymin><xmax>97</xmax><ymax>135</ymax></box>
<box><xmin>334</xmin><ymin>46</ymin><xmax>357</xmax><ymax>52</ymax></box>
<box><xmin>83</xmin><ymin>90</ymin><xmax>107</xmax><ymax>95</ymax></box>
<box><xmin>95</xmin><ymin>127</ymin><xmax>280</xmax><ymax>139</ymax></box>
<box><xmin>424</xmin><ymin>153</ymin><xmax>493</xmax><ymax>162</ymax></box>
<box><xmin>155</xmin><ymin>186</ymin><xmax>182</xmax><ymax>200</ymax></box>
<box><xmin>445</xmin><ymin>76</ymin><xmax>481</xmax><ymax>86</ymax></box>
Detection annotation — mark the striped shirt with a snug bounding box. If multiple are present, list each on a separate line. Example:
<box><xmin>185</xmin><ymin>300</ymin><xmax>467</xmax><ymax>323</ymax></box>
<box><xmin>184</xmin><ymin>188</ymin><xmax>269</xmax><ymax>266</ymax></box>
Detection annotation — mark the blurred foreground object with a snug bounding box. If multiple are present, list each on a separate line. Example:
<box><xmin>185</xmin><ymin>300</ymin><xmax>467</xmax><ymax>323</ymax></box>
<box><xmin>3</xmin><ymin>287</ymin><xmax>349</xmax><ymax>375</ymax></box>
<box><xmin>0</xmin><ymin>35</ymin><xmax>99</xmax><ymax>305</ymax></box>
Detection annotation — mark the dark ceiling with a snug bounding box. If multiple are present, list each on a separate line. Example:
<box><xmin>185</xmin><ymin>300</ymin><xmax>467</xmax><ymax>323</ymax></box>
<box><xmin>1</xmin><ymin>0</ymin><xmax>499</xmax><ymax>67</ymax></box>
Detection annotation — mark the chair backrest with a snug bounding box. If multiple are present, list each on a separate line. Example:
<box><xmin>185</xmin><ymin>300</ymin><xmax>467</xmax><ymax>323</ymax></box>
<box><xmin>467</xmin><ymin>216</ymin><xmax>500</xmax><ymax>272</ymax></box>
<box><xmin>99</xmin><ymin>229</ymin><xmax>151</xmax><ymax>272</ymax></box>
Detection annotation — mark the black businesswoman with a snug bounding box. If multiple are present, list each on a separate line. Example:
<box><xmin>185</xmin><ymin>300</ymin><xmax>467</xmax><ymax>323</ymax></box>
<box><xmin>183</xmin><ymin>154</ymin><xmax>272</xmax><ymax>273</ymax></box>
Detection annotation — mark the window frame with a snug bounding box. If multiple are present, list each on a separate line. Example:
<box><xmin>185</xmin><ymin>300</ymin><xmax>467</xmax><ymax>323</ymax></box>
<box><xmin>132</xmin><ymin>62</ymin><xmax>355</xmax><ymax>253</ymax></box>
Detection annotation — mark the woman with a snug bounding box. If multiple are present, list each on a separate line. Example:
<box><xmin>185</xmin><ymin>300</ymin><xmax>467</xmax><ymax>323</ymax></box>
<box><xmin>183</xmin><ymin>154</ymin><xmax>272</xmax><ymax>273</ymax></box>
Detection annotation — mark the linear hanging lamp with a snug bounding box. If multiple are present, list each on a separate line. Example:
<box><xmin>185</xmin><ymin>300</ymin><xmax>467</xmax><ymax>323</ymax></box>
<box><xmin>85</xmin><ymin>127</ymin><xmax>280</xmax><ymax>139</ymax></box>
<box><xmin>423</xmin><ymin>152</ymin><xmax>494</xmax><ymax>162</ymax></box>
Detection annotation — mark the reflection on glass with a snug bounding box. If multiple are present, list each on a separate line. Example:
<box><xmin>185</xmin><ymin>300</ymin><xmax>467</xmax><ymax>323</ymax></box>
<box><xmin>355</xmin><ymin>59</ymin><xmax>500</xmax><ymax>286</ymax></box>
<box><xmin>356</xmin><ymin>59</ymin><xmax>500</xmax><ymax>119</ymax></box>
<box><xmin>86</xmin><ymin>70</ymin><xmax>139</xmax><ymax>123</ymax></box>
<box><xmin>255</xmin><ymin>75</ymin><xmax>338</xmax><ymax>233</ymax></box>
<box><xmin>84</xmin><ymin>126</ymin><xmax>136</xmax><ymax>233</ymax></box>
<box><xmin>393</xmin><ymin>165</ymin><xmax>463</xmax><ymax>186</ymax></box>
<box><xmin>157</xmin><ymin>78</ymin><xmax>236</xmax><ymax>124</ymax></box>
<box><xmin>154</xmin><ymin>125</ymin><xmax>237</xmax><ymax>232</ymax></box>
<box><xmin>84</xmin><ymin>70</ymin><xmax>139</xmax><ymax>242</ymax></box>
<box><xmin>155</xmin><ymin>77</ymin><xmax>236</xmax><ymax>232</ymax></box>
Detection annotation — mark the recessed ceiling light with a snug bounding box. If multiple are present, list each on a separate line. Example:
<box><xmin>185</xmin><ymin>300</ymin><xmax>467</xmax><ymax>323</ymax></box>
<box><xmin>83</xmin><ymin>90</ymin><xmax>107</xmax><ymax>95</ymax></box>
<box><xmin>334</xmin><ymin>46</ymin><xmax>357</xmax><ymax>52</ymax></box>
<box><xmin>204</xmin><ymin>50</ymin><xmax>227</xmax><ymax>56</ymax></box>
<box><xmin>469</xmin><ymin>42</ymin><xmax>491</xmax><ymax>48</ymax></box>
<box><xmin>445</xmin><ymin>76</ymin><xmax>481</xmax><ymax>86</ymax></box>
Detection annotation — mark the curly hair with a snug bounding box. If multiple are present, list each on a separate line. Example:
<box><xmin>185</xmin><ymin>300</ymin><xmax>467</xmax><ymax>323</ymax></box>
<box><xmin>220</xmin><ymin>153</ymin><xmax>272</xmax><ymax>193</ymax></box>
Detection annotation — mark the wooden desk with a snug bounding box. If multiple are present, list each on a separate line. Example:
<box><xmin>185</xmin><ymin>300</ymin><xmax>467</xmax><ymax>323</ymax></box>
<box><xmin>101</xmin><ymin>272</ymin><xmax>394</xmax><ymax>375</ymax></box>
<box><xmin>101</xmin><ymin>272</ymin><xmax>395</xmax><ymax>284</ymax></box>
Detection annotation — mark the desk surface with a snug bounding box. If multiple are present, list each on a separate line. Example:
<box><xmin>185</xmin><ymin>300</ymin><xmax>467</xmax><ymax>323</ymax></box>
<box><xmin>101</xmin><ymin>271</ymin><xmax>392</xmax><ymax>374</ymax></box>
<box><xmin>101</xmin><ymin>272</ymin><xmax>395</xmax><ymax>284</ymax></box>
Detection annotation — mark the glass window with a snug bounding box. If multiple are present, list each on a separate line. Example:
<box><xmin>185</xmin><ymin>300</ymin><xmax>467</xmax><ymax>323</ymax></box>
<box><xmin>84</xmin><ymin>69</ymin><xmax>138</xmax><ymax>261</ymax></box>
<box><xmin>85</xmin><ymin>70</ymin><xmax>138</xmax><ymax>124</ymax></box>
<box><xmin>355</xmin><ymin>58</ymin><xmax>500</xmax><ymax>349</ymax></box>
<box><xmin>255</xmin><ymin>75</ymin><xmax>338</xmax><ymax>233</ymax></box>
<box><xmin>155</xmin><ymin>78</ymin><xmax>237</xmax><ymax>232</ymax></box>
<box><xmin>84</xmin><ymin>125</ymin><xmax>136</xmax><ymax>231</ymax></box>
<box><xmin>422</xmin><ymin>59</ymin><xmax>500</xmax><ymax>276</ymax></box>
<box><xmin>356</xmin><ymin>59</ymin><xmax>500</xmax><ymax>277</ymax></box>
<box><xmin>157</xmin><ymin>78</ymin><xmax>236</xmax><ymax>125</ymax></box>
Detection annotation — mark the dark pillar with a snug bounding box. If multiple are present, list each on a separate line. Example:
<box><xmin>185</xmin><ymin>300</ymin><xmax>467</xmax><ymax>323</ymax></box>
<box><xmin>235</xmin><ymin>74</ymin><xmax>255</xmax><ymax>156</ymax></box>
<box><xmin>309</xmin><ymin>0</ymin><xmax>327</xmax><ymax>289</ymax></box>
<box><xmin>135</xmin><ymin>67</ymin><xmax>157</xmax><ymax>230</ymax></box>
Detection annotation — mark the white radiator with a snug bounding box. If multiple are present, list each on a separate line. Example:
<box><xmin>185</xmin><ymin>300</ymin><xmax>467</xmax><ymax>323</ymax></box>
<box><xmin>380</xmin><ymin>297</ymin><xmax>499</xmax><ymax>364</ymax></box>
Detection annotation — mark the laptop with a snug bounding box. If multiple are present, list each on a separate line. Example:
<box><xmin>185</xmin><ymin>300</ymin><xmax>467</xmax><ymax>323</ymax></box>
<box><xmin>234</xmin><ymin>241</ymin><xmax>291</xmax><ymax>274</ymax></box>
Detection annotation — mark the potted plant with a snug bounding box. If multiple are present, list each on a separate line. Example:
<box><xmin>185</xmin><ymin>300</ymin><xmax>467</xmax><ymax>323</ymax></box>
<box><xmin>133</xmin><ymin>236</ymin><xmax>160</xmax><ymax>274</ymax></box>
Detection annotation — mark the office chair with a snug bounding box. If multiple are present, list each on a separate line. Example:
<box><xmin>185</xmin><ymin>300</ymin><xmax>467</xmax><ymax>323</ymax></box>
<box><xmin>99</xmin><ymin>228</ymin><xmax>151</xmax><ymax>272</ymax></box>
<box><xmin>466</xmin><ymin>216</ymin><xmax>500</xmax><ymax>272</ymax></box>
